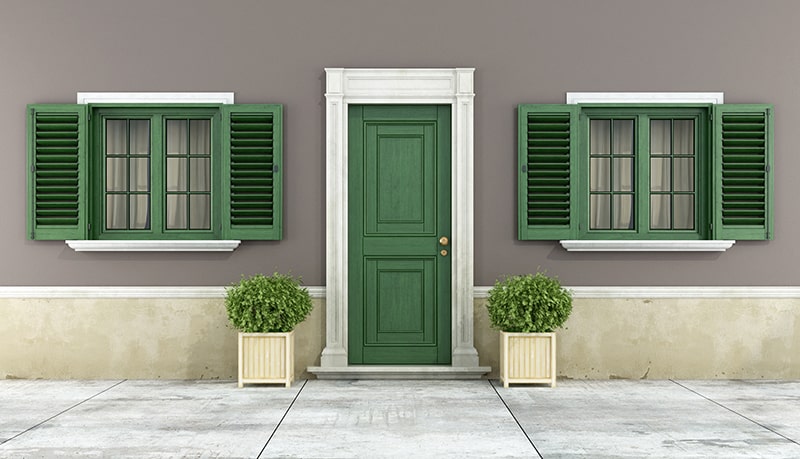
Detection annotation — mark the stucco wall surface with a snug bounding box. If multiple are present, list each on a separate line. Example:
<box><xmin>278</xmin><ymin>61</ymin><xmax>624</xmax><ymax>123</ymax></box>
<box><xmin>3</xmin><ymin>297</ymin><xmax>798</xmax><ymax>381</ymax></box>
<box><xmin>1</xmin><ymin>0</ymin><xmax>799</xmax><ymax>287</ymax></box>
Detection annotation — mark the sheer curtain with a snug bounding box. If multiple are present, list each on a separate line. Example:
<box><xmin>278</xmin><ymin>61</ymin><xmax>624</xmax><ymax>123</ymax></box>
<box><xmin>650</xmin><ymin>120</ymin><xmax>694</xmax><ymax>230</ymax></box>
<box><xmin>166</xmin><ymin>120</ymin><xmax>211</xmax><ymax>230</ymax></box>
<box><xmin>106</xmin><ymin>120</ymin><xmax>149</xmax><ymax>230</ymax></box>
<box><xmin>590</xmin><ymin>120</ymin><xmax>634</xmax><ymax>230</ymax></box>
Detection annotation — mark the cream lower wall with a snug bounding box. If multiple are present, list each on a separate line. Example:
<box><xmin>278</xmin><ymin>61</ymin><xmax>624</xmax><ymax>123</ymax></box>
<box><xmin>2</xmin><ymin>296</ymin><xmax>798</xmax><ymax>380</ymax></box>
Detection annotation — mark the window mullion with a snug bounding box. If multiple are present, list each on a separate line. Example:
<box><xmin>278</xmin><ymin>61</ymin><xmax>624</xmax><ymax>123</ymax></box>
<box><xmin>637</xmin><ymin>114</ymin><xmax>649</xmax><ymax>235</ymax></box>
<box><xmin>151</xmin><ymin>114</ymin><xmax>164</xmax><ymax>237</ymax></box>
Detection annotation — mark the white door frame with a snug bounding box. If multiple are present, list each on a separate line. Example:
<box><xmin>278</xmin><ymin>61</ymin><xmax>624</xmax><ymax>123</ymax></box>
<box><xmin>319</xmin><ymin>68</ymin><xmax>481</xmax><ymax>370</ymax></box>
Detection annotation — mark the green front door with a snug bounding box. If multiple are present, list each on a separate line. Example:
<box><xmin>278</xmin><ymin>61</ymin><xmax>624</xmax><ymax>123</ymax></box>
<box><xmin>348</xmin><ymin>105</ymin><xmax>451</xmax><ymax>365</ymax></box>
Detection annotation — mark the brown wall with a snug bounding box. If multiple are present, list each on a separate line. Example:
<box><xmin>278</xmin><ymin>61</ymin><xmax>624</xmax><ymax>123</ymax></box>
<box><xmin>2</xmin><ymin>0</ymin><xmax>798</xmax><ymax>287</ymax></box>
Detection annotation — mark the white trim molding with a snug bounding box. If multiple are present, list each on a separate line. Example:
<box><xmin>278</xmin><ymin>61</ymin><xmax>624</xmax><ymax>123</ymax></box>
<box><xmin>0</xmin><ymin>286</ymin><xmax>326</xmax><ymax>299</ymax></box>
<box><xmin>2</xmin><ymin>286</ymin><xmax>798</xmax><ymax>300</ymax></box>
<box><xmin>474</xmin><ymin>286</ymin><xmax>800</xmax><ymax>299</ymax></box>
<box><xmin>560</xmin><ymin>240</ymin><xmax>735</xmax><ymax>252</ymax></box>
<box><xmin>319</xmin><ymin>68</ymin><xmax>484</xmax><ymax>373</ymax></box>
<box><xmin>66</xmin><ymin>240</ymin><xmax>241</xmax><ymax>252</ymax></box>
<box><xmin>77</xmin><ymin>92</ymin><xmax>234</xmax><ymax>104</ymax></box>
<box><xmin>566</xmin><ymin>92</ymin><xmax>724</xmax><ymax>104</ymax></box>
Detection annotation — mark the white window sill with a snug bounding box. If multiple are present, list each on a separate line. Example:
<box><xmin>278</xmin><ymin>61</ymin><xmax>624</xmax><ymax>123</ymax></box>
<box><xmin>559</xmin><ymin>240</ymin><xmax>736</xmax><ymax>252</ymax></box>
<box><xmin>66</xmin><ymin>240</ymin><xmax>241</xmax><ymax>252</ymax></box>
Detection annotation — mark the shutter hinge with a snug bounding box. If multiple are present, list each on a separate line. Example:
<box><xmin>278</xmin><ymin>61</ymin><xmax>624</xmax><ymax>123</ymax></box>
<box><xmin>521</xmin><ymin>165</ymin><xmax>528</xmax><ymax>173</ymax></box>
<box><xmin>273</xmin><ymin>165</ymin><xmax>280</xmax><ymax>173</ymax></box>
<box><xmin>30</xmin><ymin>164</ymin><xmax>35</xmax><ymax>173</ymax></box>
<box><xmin>766</xmin><ymin>165</ymin><xmax>771</xmax><ymax>173</ymax></box>
<box><xmin>88</xmin><ymin>223</ymin><xmax>91</xmax><ymax>232</ymax></box>
<box><xmin>31</xmin><ymin>230</ymin><xmax>35</xmax><ymax>239</ymax></box>
<box><xmin>767</xmin><ymin>230</ymin><xmax>771</xmax><ymax>239</ymax></box>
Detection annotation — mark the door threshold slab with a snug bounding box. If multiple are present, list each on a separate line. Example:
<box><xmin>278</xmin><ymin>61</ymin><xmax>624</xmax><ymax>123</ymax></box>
<box><xmin>307</xmin><ymin>365</ymin><xmax>491</xmax><ymax>380</ymax></box>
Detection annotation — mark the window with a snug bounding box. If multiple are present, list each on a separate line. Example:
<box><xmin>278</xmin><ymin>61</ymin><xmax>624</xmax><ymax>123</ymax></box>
<box><xmin>27</xmin><ymin>103</ymin><xmax>282</xmax><ymax>242</ymax></box>
<box><xmin>518</xmin><ymin>103</ymin><xmax>773</xmax><ymax>242</ymax></box>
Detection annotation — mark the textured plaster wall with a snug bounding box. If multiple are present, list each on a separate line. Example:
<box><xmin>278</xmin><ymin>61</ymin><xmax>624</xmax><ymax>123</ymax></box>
<box><xmin>3</xmin><ymin>297</ymin><xmax>798</xmax><ymax>380</ymax></box>
<box><xmin>0</xmin><ymin>298</ymin><xmax>324</xmax><ymax>381</ymax></box>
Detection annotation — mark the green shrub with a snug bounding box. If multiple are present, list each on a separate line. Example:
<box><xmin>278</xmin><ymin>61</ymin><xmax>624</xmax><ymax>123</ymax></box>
<box><xmin>225</xmin><ymin>273</ymin><xmax>313</xmax><ymax>333</ymax></box>
<box><xmin>486</xmin><ymin>272</ymin><xmax>572</xmax><ymax>333</ymax></box>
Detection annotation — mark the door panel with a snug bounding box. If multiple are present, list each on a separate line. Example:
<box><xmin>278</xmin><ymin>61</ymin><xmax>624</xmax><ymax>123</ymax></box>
<box><xmin>349</xmin><ymin>105</ymin><xmax>451</xmax><ymax>365</ymax></box>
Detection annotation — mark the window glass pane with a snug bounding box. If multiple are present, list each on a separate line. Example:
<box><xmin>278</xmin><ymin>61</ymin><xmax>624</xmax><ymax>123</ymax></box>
<box><xmin>166</xmin><ymin>158</ymin><xmax>187</xmax><ymax>192</ymax></box>
<box><xmin>130</xmin><ymin>195</ymin><xmax>150</xmax><ymax>230</ymax></box>
<box><xmin>189</xmin><ymin>120</ymin><xmax>211</xmax><ymax>155</ymax></box>
<box><xmin>106</xmin><ymin>120</ymin><xmax>127</xmax><ymax>155</ymax></box>
<box><xmin>166</xmin><ymin>194</ymin><xmax>187</xmax><ymax>229</ymax></box>
<box><xmin>590</xmin><ymin>120</ymin><xmax>610</xmax><ymax>155</ymax></box>
<box><xmin>106</xmin><ymin>194</ymin><xmax>127</xmax><ymax>229</ymax></box>
<box><xmin>673</xmin><ymin>120</ymin><xmax>694</xmax><ymax>155</ymax></box>
<box><xmin>590</xmin><ymin>158</ymin><xmax>610</xmax><ymax>192</ymax></box>
<box><xmin>590</xmin><ymin>194</ymin><xmax>610</xmax><ymax>230</ymax></box>
<box><xmin>129</xmin><ymin>120</ymin><xmax>150</xmax><ymax>156</ymax></box>
<box><xmin>650</xmin><ymin>120</ymin><xmax>671</xmax><ymax>155</ymax></box>
<box><xmin>166</xmin><ymin>120</ymin><xmax>188</xmax><ymax>155</ymax></box>
<box><xmin>613</xmin><ymin>194</ymin><xmax>634</xmax><ymax>229</ymax></box>
<box><xmin>673</xmin><ymin>158</ymin><xmax>694</xmax><ymax>192</ymax></box>
<box><xmin>130</xmin><ymin>158</ymin><xmax>150</xmax><ymax>192</ymax></box>
<box><xmin>650</xmin><ymin>158</ymin><xmax>670</xmax><ymax>192</ymax></box>
<box><xmin>613</xmin><ymin>120</ymin><xmax>634</xmax><ymax>155</ymax></box>
<box><xmin>613</xmin><ymin>158</ymin><xmax>633</xmax><ymax>192</ymax></box>
<box><xmin>189</xmin><ymin>158</ymin><xmax>211</xmax><ymax>192</ymax></box>
<box><xmin>674</xmin><ymin>195</ymin><xmax>694</xmax><ymax>229</ymax></box>
<box><xmin>650</xmin><ymin>195</ymin><xmax>671</xmax><ymax>230</ymax></box>
<box><xmin>190</xmin><ymin>195</ymin><xmax>211</xmax><ymax>230</ymax></box>
<box><xmin>106</xmin><ymin>158</ymin><xmax>127</xmax><ymax>192</ymax></box>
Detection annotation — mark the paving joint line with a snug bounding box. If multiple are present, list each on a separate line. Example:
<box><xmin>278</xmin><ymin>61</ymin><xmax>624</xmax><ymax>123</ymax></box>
<box><xmin>257</xmin><ymin>378</ymin><xmax>308</xmax><ymax>458</ymax></box>
<box><xmin>0</xmin><ymin>379</ymin><xmax>127</xmax><ymax>446</ymax></box>
<box><xmin>670</xmin><ymin>379</ymin><xmax>800</xmax><ymax>448</ymax></box>
<box><xmin>489</xmin><ymin>379</ymin><xmax>543</xmax><ymax>459</ymax></box>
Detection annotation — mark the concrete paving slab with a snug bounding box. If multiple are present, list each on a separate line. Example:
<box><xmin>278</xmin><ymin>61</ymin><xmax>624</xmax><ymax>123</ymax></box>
<box><xmin>261</xmin><ymin>379</ymin><xmax>534</xmax><ymax>458</ymax></box>
<box><xmin>0</xmin><ymin>380</ymin><xmax>119</xmax><ymax>445</ymax></box>
<box><xmin>678</xmin><ymin>380</ymin><xmax>800</xmax><ymax>444</ymax></box>
<box><xmin>497</xmin><ymin>379</ymin><xmax>800</xmax><ymax>458</ymax></box>
<box><xmin>0</xmin><ymin>380</ymin><xmax>300</xmax><ymax>458</ymax></box>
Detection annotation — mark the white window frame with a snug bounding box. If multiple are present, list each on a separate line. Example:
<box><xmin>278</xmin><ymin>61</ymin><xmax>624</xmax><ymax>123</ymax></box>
<box><xmin>66</xmin><ymin>92</ymin><xmax>240</xmax><ymax>252</ymax></box>
<box><xmin>560</xmin><ymin>92</ymin><xmax>734</xmax><ymax>252</ymax></box>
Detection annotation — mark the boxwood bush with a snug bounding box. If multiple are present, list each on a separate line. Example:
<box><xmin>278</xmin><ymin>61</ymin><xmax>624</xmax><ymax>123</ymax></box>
<box><xmin>486</xmin><ymin>272</ymin><xmax>572</xmax><ymax>333</ymax></box>
<box><xmin>225</xmin><ymin>273</ymin><xmax>313</xmax><ymax>333</ymax></box>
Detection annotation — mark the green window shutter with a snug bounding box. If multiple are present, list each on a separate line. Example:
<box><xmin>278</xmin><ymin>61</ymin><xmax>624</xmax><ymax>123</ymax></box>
<box><xmin>518</xmin><ymin>104</ymin><xmax>579</xmax><ymax>240</ymax></box>
<box><xmin>27</xmin><ymin>104</ymin><xmax>88</xmax><ymax>240</ymax></box>
<box><xmin>713</xmin><ymin>104</ymin><xmax>774</xmax><ymax>240</ymax></box>
<box><xmin>221</xmin><ymin>104</ymin><xmax>283</xmax><ymax>240</ymax></box>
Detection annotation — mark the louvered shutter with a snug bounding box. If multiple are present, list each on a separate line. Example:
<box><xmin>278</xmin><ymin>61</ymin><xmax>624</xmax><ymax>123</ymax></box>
<box><xmin>27</xmin><ymin>104</ymin><xmax>88</xmax><ymax>240</ymax></box>
<box><xmin>221</xmin><ymin>105</ymin><xmax>282</xmax><ymax>240</ymax></box>
<box><xmin>713</xmin><ymin>104</ymin><xmax>774</xmax><ymax>240</ymax></box>
<box><xmin>518</xmin><ymin>105</ymin><xmax>579</xmax><ymax>240</ymax></box>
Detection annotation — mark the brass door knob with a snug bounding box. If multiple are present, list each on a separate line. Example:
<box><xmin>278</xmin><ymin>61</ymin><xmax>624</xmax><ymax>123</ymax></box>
<box><xmin>439</xmin><ymin>236</ymin><xmax>449</xmax><ymax>246</ymax></box>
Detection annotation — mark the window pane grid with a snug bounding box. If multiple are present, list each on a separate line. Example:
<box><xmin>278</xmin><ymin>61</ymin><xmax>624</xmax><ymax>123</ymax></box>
<box><xmin>165</xmin><ymin>118</ymin><xmax>211</xmax><ymax>230</ymax></box>
<box><xmin>105</xmin><ymin>119</ymin><xmax>151</xmax><ymax>230</ymax></box>
<box><xmin>590</xmin><ymin>119</ymin><xmax>635</xmax><ymax>230</ymax></box>
<box><xmin>650</xmin><ymin>119</ymin><xmax>695</xmax><ymax>230</ymax></box>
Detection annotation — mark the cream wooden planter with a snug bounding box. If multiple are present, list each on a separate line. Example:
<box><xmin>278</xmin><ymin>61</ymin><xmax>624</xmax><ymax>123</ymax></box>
<box><xmin>238</xmin><ymin>331</ymin><xmax>294</xmax><ymax>388</ymax></box>
<box><xmin>500</xmin><ymin>332</ymin><xmax>556</xmax><ymax>388</ymax></box>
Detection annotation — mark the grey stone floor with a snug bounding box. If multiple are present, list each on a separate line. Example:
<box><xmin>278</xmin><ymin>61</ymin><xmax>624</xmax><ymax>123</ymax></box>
<box><xmin>1</xmin><ymin>379</ymin><xmax>799</xmax><ymax>458</ymax></box>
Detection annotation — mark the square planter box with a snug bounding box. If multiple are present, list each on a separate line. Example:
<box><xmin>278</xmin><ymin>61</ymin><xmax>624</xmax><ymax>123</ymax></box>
<box><xmin>238</xmin><ymin>331</ymin><xmax>294</xmax><ymax>388</ymax></box>
<box><xmin>500</xmin><ymin>331</ymin><xmax>556</xmax><ymax>388</ymax></box>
